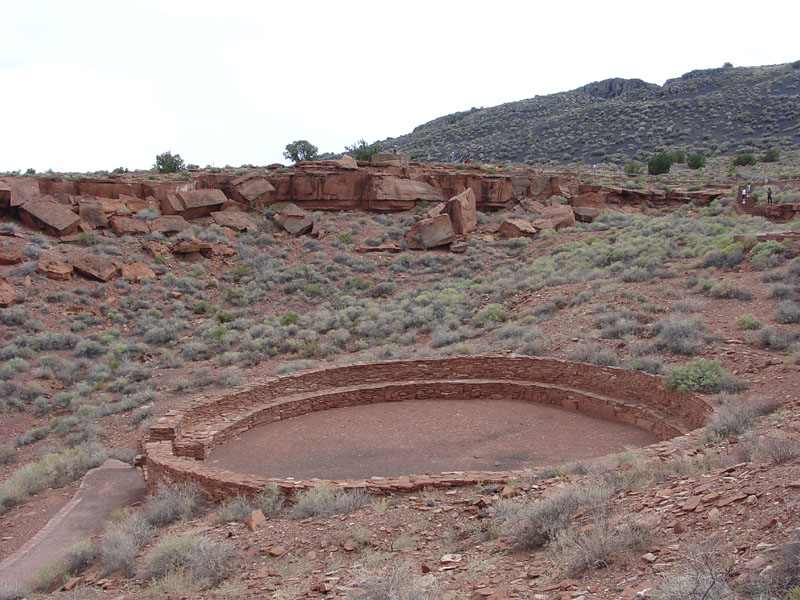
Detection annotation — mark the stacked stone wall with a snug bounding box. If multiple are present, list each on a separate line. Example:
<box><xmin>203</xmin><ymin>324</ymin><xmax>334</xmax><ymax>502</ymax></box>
<box><xmin>144</xmin><ymin>356</ymin><xmax>711</xmax><ymax>500</ymax></box>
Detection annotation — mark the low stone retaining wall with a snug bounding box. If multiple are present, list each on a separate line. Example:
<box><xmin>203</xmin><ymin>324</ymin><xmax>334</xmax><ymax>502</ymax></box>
<box><xmin>144</xmin><ymin>356</ymin><xmax>711</xmax><ymax>499</ymax></box>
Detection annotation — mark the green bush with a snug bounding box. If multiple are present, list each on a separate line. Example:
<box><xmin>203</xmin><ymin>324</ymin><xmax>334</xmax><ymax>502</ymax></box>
<box><xmin>664</xmin><ymin>358</ymin><xmax>730</xmax><ymax>393</ymax></box>
<box><xmin>624</xmin><ymin>161</ymin><xmax>644</xmax><ymax>175</ymax></box>
<box><xmin>733</xmin><ymin>153</ymin><xmax>756</xmax><ymax>166</ymax></box>
<box><xmin>279</xmin><ymin>311</ymin><xmax>299</xmax><ymax>326</ymax></box>
<box><xmin>472</xmin><ymin>303</ymin><xmax>506</xmax><ymax>327</ymax></box>
<box><xmin>750</xmin><ymin>240</ymin><xmax>787</xmax><ymax>270</ymax></box>
<box><xmin>283</xmin><ymin>140</ymin><xmax>318</xmax><ymax>163</ymax></box>
<box><xmin>760</xmin><ymin>148</ymin><xmax>780</xmax><ymax>162</ymax></box>
<box><xmin>666</xmin><ymin>150</ymin><xmax>685</xmax><ymax>164</ymax></box>
<box><xmin>154</xmin><ymin>151</ymin><xmax>185</xmax><ymax>173</ymax></box>
<box><xmin>344</xmin><ymin>139</ymin><xmax>379</xmax><ymax>162</ymax></box>
<box><xmin>687</xmin><ymin>153</ymin><xmax>706</xmax><ymax>169</ymax></box>
<box><xmin>647</xmin><ymin>153</ymin><xmax>672</xmax><ymax>175</ymax></box>
<box><xmin>736</xmin><ymin>314</ymin><xmax>762</xmax><ymax>330</ymax></box>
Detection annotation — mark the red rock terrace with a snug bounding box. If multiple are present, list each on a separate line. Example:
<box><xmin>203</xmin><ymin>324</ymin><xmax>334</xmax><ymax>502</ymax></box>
<box><xmin>143</xmin><ymin>356</ymin><xmax>711</xmax><ymax>500</ymax></box>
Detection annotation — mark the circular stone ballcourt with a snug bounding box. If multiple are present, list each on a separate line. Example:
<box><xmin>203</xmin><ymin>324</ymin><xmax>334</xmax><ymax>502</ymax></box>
<box><xmin>145</xmin><ymin>356</ymin><xmax>711</xmax><ymax>497</ymax></box>
<box><xmin>206</xmin><ymin>398</ymin><xmax>660</xmax><ymax>480</ymax></box>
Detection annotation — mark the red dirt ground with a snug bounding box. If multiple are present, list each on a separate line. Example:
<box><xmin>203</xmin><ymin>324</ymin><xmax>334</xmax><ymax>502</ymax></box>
<box><xmin>207</xmin><ymin>399</ymin><xmax>660</xmax><ymax>480</ymax></box>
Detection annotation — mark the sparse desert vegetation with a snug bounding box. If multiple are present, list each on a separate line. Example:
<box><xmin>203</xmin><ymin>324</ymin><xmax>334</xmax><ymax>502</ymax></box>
<box><xmin>2</xmin><ymin>88</ymin><xmax>800</xmax><ymax>598</ymax></box>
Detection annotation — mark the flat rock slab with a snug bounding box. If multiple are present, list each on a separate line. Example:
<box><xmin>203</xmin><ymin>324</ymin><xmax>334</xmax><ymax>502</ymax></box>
<box><xmin>0</xmin><ymin>278</ymin><xmax>17</xmax><ymax>306</ymax></box>
<box><xmin>500</xmin><ymin>218</ymin><xmax>537</xmax><ymax>238</ymax></box>
<box><xmin>72</xmin><ymin>253</ymin><xmax>117</xmax><ymax>282</ymax></box>
<box><xmin>37</xmin><ymin>256</ymin><xmax>73</xmax><ymax>280</ymax></box>
<box><xmin>150</xmin><ymin>215</ymin><xmax>189</xmax><ymax>234</ymax></box>
<box><xmin>110</xmin><ymin>216</ymin><xmax>149</xmax><ymax>236</ymax></box>
<box><xmin>0</xmin><ymin>459</ymin><xmax>146</xmax><ymax>592</ymax></box>
<box><xmin>175</xmin><ymin>189</ymin><xmax>227</xmax><ymax>219</ymax></box>
<box><xmin>405</xmin><ymin>214</ymin><xmax>455</xmax><ymax>249</ymax></box>
<box><xmin>19</xmin><ymin>200</ymin><xmax>81</xmax><ymax>236</ymax></box>
<box><xmin>211</xmin><ymin>210</ymin><xmax>256</xmax><ymax>231</ymax></box>
<box><xmin>0</xmin><ymin>241</ymin><xmax>24</xmax><ymax>265</ymax></box>
<box><xmin>121</xmin><ymin>261</ymin><xmax>156</xmax><ymax>282</ymax></box>
<box><xmin>232</xmin><ymin>175</ymin><xmax>275</xmax><ymax>204</ymax></box>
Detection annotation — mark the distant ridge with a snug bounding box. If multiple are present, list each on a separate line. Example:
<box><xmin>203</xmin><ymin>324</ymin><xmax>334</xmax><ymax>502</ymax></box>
<box><xmin>376</xmin><ymin>62</ymin><xmax>800</xmax><ymax>165</ymax></box>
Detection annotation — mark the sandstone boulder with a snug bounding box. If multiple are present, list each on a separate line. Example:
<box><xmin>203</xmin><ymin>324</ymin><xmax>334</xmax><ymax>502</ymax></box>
<box><xmin>573</xmin><ymin>191</ymin><xmax>608</xmax><ymax>209</ymax></box>
<box><xmin>273</xmin><ymin>203</ymin><xmax>313</xmax><ymax>236</ymax></box>
<box><xmin>572</xmin><ymin>206</ymin><xmax>602</xmax><ymax>223</ymax></box>
<box><xmin>532</xmin><ymin>204</ymin><xmax>575</xmax><ymax>230</ymax></box>
<box><xmin>500</xmin><ymin>218</ymin><xmax>537</xmax><ymax>238</ymax></box>
<box><xmin>110</xmin><ymin>216</ymin><xmax>149</xmax><ymax>236</ymax></box>
<box><xmin>405</xmin><ymin>214</ymin><xmax>455</xmax><ymax>249</ymax></box>
<box><xmin>160</xmin><ymin>194</ymin><xmax>185</xmax><ymax>216</ymax></box>
<box><xmin>121</xmin><ymin>261</ymin><xmax>156</xmax><ymax>282</ymax></box>
<box><xmin>0</xmin><ymin>241</ymin><xmax>24</xmax><ymax>265</ymax></box>
<box><xmin>211</xmin><ymin>210</ymin><xmax>256</xmax><ymax>231</ymax></box>
<box><xmin>150</xmin><ymin>215</ymin><xmax>190</xmax><ymax>234</ymax></box>
<box><xmin>0</xmin><ymin>278</ymin><xmax>17</xmax><ymax>306</ymax></box>
<box><xmin>119</xmin><ymin>194</ymin><xmax>151</xmax><ymax>213</ymax></box>
<box><xmin>19</xmin><ymin>200</ymin><xmax>81</xmax><ymax>236</ymax></box>
<box><xmin>7</xmin><ymin>178</ymin><xmax>41</xmax><ymax>208</ymax></box>
<box><xmin>424</xmin><ymin>203</ymin><xmax>445</xmax><ymax>219</ymax></box>
<box><xmin>72</xmin><ymin>253</ymin><xmax>117</xmax><ymax>282</ymax></box>
<box><xmin>309</xmin><ymin>220</ymin><xmax>328</xmax><ymax>239</ymax></box>
<box><xmin>78</xmin><ymin>200</ymin><xmax>109</xmax><ymax>228</ymax></box>
<box><xmin>233</xmin><ymin>175</ymin><xmax>276</xmax><ymax>205</ymax></box>
<box><xmin>445</xmin><ymin>188</ymin><xmax>477</xmax><ymax>235</ymax></box>
<box><xmin>172</xmin><ymin>239</ymin><xmax>213</xmax><ymax>256</ymax></box>
<box><xmin>0</xmin><ymin>182</ymin><xmax>11</xmax><ymax>209</ymax></box>
<box><xmin>243</xmin><ymin>509</ymin><xmax>266</xmax><ymax>531</ymax></box>
<box><xmin>282</xmin><ymin>215</ymin><xmax>313</xmax><ymax>236</ymax></box>
<box><xmin>355</xmin><ymin>242</ymin><xmax>402</xmax><ymax>253</ymax></box>
<box><xmin>370</xmin><ymin>153</ymin><xmax>411</xmax><ymax>167</ymax></box>
<box><xmin>332</xmin><ymin>154</ymin><xmax>359</xmax><ymax>170</ymax></box>
<box><xmin>37</xmin><ymin>256</ymin><xmax>73</xmax><ymax>280</ymax></box>
<box><xmin>373</xmin><ymin>177</ymin><xmax>442</xmax><ymax>206</ymax></box>
<box><xmin>175</xmin><ymin>189</ymin><xmax>227</xmax><ymax>218</ymax></box>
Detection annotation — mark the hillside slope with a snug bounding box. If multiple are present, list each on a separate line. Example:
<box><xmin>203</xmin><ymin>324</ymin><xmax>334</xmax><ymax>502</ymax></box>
<box><xmin>377</xmin><ymin>62</ymin><xmax>800</xmax><ymax>165</ymax></box>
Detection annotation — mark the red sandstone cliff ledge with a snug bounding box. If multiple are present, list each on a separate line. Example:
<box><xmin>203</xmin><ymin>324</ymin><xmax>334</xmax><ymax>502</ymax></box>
<box><xmin>1</xmin><ymin>155</ymin><xmax>732</xmax><ymax>223</ymax></box>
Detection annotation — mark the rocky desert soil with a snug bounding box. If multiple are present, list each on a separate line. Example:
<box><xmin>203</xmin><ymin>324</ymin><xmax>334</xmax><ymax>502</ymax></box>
<box><xmin>0</xmin><ymin>160</ymin><xmax>799</xmax><ymax>600</ymax></box>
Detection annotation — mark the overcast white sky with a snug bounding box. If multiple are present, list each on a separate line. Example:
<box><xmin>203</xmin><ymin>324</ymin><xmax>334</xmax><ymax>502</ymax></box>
<box><xmin>1</xmin><ymin>0</ymin><xmax>798</xmax><ymax>172</ymax></box>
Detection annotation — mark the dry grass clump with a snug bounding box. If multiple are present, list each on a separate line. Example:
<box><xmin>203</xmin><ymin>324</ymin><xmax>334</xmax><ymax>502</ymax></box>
<box><xmin>100</xmin><ymin>513</ymin><xmax>152</xmax><ymax>575</ymax></box>
<box><xmin>551</xmin><ymin>518</ymin><xmax>654</xmax><ymax>576</ymax></box>
<box><xmin>217</xmin><ymin>486</ymin><xmax>284</xmax><ymax>523</ymax></box>
<box><xmin>744</xmin><ymin>432</ymin><xmax>800</xmax><ymax>465</ymax></box>
<box><xmin>351</xmin><ymin>562</ymin><xmax>440</xmax><ymax>600</ymax></box>
<box><xmin>288</xmin><ymin>484</ymin><xmax>370</xmax><ymax>520</ymax></box>
<box><xmin>144</xmin><ymin>534</ymin><xmax>235</xmax><ymax>586</ymax></box>
<box><xmin>567</xmin><ymin>342</ymin><xmax>619</xmax><ymax>367</ymax></box>
<box><xmin>33</xmin><ymin>540</ymin><xmax>98</xmax><ymax>590</ymax></box>
<box><xmin>740</xmin><ymin>541</ymin><xmax>800</xmax><ymax>599</ymax></box>
<box><xmin>708</xmin><ymin>395</ymin><xmax>780</xmax><ymax>438</ymax></box>
<box><xmin>652</xmin><ymin>547</ymin><xmax>735</xmax><ymax>600</ymax></box>
<box><xmin>0</xmin><ymin>444</ymin><xmax>108</xmax><ymax>515</ymax></box>
<box><xmin>143</xmin><ymin>482</ymin><xmax>206</xmax><ymax>527</ymax></box>
<box><xmin>500</xmin><ymin>484</ymin><xmax>608</xmax><ymax>551</ymax></box>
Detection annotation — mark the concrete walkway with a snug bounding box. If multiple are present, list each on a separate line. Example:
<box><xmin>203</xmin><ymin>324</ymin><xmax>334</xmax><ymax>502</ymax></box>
<box><xmin>0</xmin><ymin>459</ymin><xmax>146</xmax><ymax>592</ymax></box>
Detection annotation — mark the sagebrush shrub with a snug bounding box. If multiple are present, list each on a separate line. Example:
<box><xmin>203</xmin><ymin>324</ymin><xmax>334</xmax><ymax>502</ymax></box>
<box><xmin>664</xmin><ymin>358</ymin><xmax>733</xmax><ymax>393</ymax></box>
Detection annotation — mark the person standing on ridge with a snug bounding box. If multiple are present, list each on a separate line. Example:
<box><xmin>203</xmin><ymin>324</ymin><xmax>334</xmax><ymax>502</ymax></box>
<box><xmin>767</xmin><ymin>187</ymin><xmax>773</xmax><ymax>204</ymax></box>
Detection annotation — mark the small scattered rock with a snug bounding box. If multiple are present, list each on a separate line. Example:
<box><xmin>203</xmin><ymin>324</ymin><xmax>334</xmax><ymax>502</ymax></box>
<box><xmin>121</xmin><ymin>261</ymin><xmax>156</xmax><ymax>282</ymax></box>
<box><xmin>243</xmin><ymin>509</ymin><xmax>266</xmax><ymax>531</ymax></box>
<box><xmin>37</xmin><ymin>256</ymin><xmax>73</xmax><ymax>280</ymax></box>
